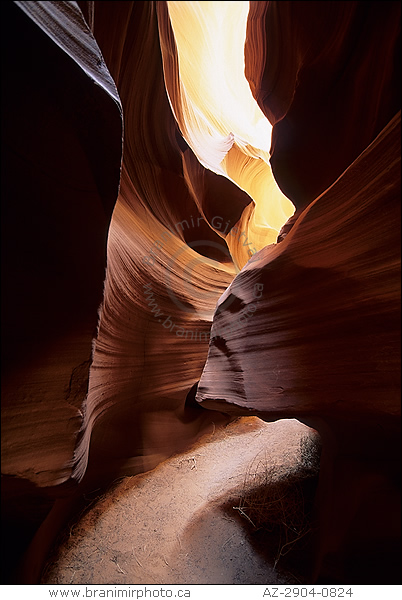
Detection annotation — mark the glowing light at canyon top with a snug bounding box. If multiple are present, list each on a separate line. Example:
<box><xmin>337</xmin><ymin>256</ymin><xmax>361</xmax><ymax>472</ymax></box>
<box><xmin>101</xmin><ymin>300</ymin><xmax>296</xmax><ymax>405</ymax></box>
<box><xmin>167</xmin><ymin>1</ymin><xmax>294</xmax><ymax>246</ymax></box>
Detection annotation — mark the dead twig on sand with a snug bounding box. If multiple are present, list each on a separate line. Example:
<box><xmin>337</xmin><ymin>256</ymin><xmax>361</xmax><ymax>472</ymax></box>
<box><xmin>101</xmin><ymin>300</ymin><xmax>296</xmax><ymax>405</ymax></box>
<box><xmin>111</xmin><ymin>556</ymin><xmax>127</xmax><ymax>575</ymax></box>
<box><xmin>233</xmin><ymin>506</ymin><xmax>256</xmax><ymax>528</ymax></box>
<box><xmin>131</xmin><ymin>545</ymin><xmax>143</xmax><ymax>567</ymax></box>
<box><xmin>222</xmin><ymin>533</ymin><xmax>236</xmax><ymax>549</ymax></box>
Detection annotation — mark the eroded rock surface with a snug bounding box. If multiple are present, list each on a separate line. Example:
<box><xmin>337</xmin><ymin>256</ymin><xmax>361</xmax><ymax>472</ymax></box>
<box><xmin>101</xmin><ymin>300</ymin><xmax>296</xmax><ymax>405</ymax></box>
<box><xmin>246</xmin><ymin>1</ymin><xmax>401</xmax><ymax>208</ymax></box>
<box><xmin>1</xmin><ymin>0</ymin><xmax>400</xmax><ymax>585</ymax></box>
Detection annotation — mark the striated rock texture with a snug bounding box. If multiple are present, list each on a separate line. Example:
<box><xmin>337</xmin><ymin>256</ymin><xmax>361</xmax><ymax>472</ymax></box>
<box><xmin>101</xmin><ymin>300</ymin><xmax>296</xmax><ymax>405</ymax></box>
<box><xmin>246</xmin><ymin>0</ymin><xmax>401</xmax><ymax>209</ymax></box>
<box><xmin>197</xmin><ymin>112</ymin><xmax>401</xmax><ymax>423</ymax></box>
<box><xmin>2</xmin><ymin>0</ymin><xmax>258</xmax><ymax>583</ymax></box>
<box><xmin>1</xmin><ymin>0</ymin><xmax>400</xmax><ymax>586</ymax></box>
<box><xmin>197</xmin><ymin>1</ymin><xmax>401</xmax><ymax>583</ymax></box>
<box><xmin>1</xmin><ymin>0</ymin><xmax>123</xmax><ymax>576</ymax></box>
<box><xmin>72</xmin><ymin>0</ymin><xmax>260</xmax><ymax>487</ymax></box>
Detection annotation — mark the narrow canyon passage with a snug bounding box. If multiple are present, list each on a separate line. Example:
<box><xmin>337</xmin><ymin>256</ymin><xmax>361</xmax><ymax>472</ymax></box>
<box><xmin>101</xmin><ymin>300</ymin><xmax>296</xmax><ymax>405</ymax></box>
<box><xmin>1</xmin><ymin>0</ymin><xmax>400</xmax><ymax>586</ymax></box>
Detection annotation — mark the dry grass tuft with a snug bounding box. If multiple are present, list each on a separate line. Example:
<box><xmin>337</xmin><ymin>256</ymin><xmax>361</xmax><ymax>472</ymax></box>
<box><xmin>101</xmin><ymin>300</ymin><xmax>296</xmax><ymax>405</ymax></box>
<box><xmin>232</xmin><ymin>433</ymin><xmax>321</xmax><ymax>570</ymax></box>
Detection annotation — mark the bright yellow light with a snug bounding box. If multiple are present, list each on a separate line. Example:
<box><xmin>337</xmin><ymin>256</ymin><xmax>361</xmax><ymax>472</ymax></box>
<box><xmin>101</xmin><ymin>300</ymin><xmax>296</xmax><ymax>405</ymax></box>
<box><xmin>167</xmin><ymin>1</ymin><xmax>295</xmax><ymax>266</ymax></box>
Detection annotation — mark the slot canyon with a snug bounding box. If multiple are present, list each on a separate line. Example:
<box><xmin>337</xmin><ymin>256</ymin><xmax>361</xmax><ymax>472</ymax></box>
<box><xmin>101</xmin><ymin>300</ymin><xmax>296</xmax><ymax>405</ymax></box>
<box><xmin>1</xmin><ymin>0</ymin><xmax>400</xmax><ymax>586</ymax></box>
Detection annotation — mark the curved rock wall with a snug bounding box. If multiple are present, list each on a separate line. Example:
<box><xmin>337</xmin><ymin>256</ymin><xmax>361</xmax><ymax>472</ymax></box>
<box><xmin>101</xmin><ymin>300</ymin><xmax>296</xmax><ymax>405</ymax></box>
<box><xmin>199</xmin><ymin>1</ymin><xmax>401</xmax><ymax>582</ymax></box>
<box><xmin>197</xmin><ymin>111</ymin><xmax>401</xmax><ymax>420</ymax></box>
<box><xmin>1</xmin><ymin>0</ymin><xmax>122</xmax><ymax>489</ymax></box>
<box><xmin>1</xmin><ymin>1</ymin><xmax>122</xmax><ymax>580</ymax></box>
<box><xmin>74</xmin><ymin>0</ymin><xmax>251</xmax><ymax>485</ymax></box>
<box><xmin>246</xmin><ymin>1</ymin><xmax>401</xmax><ymax>209</ymax></box>
<box><xmin>1</xmin><ymin>0</ymin><xmax>400</xmax><ymax>585</ymax></box>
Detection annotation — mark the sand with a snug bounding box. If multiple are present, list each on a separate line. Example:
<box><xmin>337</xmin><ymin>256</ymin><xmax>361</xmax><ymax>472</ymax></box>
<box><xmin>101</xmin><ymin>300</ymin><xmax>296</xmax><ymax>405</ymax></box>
<box><xmin>41</xmin><ymin>417</ymin><xmax>320</xmax><ymax>585</ymax></box>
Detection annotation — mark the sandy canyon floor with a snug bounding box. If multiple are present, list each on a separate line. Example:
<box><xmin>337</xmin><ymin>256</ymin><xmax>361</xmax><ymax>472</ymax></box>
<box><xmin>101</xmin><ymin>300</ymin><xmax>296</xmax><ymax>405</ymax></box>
<box><xmin>41</xmin><ymin>417</ymin><xmax>320</xmax><ymax>585</ymax></box>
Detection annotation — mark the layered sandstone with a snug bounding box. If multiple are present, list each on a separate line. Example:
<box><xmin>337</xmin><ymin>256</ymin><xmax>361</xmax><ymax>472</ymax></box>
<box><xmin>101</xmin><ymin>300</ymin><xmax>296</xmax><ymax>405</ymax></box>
<box><xmin>1</xmin><ymin>0</ymin><xmax>400</xmax><ymax>585</ymax></box>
